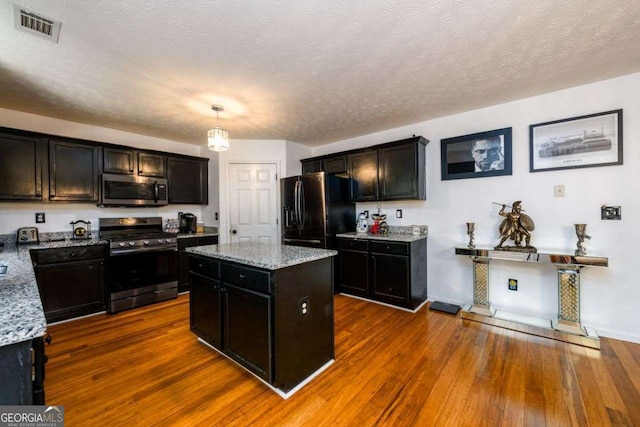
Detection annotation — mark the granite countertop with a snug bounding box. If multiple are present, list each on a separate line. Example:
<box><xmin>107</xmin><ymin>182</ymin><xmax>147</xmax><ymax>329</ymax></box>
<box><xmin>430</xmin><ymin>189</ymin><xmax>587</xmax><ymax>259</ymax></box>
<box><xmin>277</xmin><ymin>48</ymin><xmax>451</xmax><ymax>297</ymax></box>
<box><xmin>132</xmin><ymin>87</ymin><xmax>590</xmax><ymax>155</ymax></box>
<box><xmin>0</xmin><ymin>234</ymin><xmax>108</xmax><ymax>347</ymax></box>
<box><xmin>0</xmin><ymin>246</ymin><xmax>46</xmax><ymax>347</ymax></box>
<box><xmin>336</xmin><ymin>232</ymin><xmax>428</xmax><ymax>243</ymax></box>
<box><xmin>187</xmin><ymin>242</ymin><xmax>337</xmax><ymax>270</ymax></box>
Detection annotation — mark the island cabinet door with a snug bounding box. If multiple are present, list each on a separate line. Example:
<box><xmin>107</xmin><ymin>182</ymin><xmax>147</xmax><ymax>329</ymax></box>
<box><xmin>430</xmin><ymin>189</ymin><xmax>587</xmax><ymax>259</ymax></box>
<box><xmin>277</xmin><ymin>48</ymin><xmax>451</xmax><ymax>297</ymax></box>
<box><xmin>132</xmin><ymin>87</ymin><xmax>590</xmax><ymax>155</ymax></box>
<box><xmin>223</xmin><ymin>284</ymin><xmax>272</xmax><ymax>383</ymax></box>
<box><xmin>189</xmin><ymin>274</ymin><xmax>223</xmax><ymax>349</ymax></box>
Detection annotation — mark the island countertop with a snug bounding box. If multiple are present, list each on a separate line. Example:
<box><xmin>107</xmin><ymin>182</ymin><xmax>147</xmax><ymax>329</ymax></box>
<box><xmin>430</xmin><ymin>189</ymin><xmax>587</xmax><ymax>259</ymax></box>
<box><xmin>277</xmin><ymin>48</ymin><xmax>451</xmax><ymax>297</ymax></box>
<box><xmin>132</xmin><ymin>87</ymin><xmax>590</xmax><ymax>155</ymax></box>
<box><xmin>187</xmin><ymin>242</ymin><xmax>337</xmax><ymax>270</ymax></box>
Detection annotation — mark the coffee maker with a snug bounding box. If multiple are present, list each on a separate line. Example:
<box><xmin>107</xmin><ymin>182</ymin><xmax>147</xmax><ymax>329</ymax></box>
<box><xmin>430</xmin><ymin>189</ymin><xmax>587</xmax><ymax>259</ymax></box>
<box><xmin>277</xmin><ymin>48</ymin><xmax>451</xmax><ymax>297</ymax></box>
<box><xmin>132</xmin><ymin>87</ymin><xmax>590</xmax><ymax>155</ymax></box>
<box><xmin>179</xmin><ymin>213</ymin><xmax>197</xmax><ymax>234</ymax></box>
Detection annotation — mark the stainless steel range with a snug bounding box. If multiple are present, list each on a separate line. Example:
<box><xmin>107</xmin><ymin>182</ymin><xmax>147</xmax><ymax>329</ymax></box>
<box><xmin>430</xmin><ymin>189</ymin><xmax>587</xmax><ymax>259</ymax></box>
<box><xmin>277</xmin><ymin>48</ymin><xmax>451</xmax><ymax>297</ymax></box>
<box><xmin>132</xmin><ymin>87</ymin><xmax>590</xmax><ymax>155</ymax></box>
<box><xmin>99</xmin><ymin>217</ymin><xmax>178</xmax><ymax>313</ymax></box>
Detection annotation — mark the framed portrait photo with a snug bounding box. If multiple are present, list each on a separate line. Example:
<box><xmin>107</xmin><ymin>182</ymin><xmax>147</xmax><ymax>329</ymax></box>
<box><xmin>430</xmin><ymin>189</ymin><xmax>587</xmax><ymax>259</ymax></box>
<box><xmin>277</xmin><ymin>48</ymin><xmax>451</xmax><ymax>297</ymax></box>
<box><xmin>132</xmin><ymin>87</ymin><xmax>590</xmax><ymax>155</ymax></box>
<box><xmin>530</xmin><ymin>109</ymin><xmax>623</xmax><ymax>172</ymax></box>
<box><xmin>441</xmin><ymin>127</ymin><xmax>512</xmax><ymax>180</ymax></box>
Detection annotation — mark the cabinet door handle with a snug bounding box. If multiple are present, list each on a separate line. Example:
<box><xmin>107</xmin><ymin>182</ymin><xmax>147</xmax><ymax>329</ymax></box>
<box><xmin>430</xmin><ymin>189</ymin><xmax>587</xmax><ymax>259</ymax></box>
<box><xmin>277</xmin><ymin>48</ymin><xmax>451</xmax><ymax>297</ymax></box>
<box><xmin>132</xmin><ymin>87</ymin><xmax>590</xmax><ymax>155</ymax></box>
<box><xmin>50</xmin><ymin>193</ymin><xmax>55</xmax><ymax>198</ymax></box>
<box><xmin>239</xmin><ymin>274</ymin><xmax>246</xmax><ymax>280</ymax></box>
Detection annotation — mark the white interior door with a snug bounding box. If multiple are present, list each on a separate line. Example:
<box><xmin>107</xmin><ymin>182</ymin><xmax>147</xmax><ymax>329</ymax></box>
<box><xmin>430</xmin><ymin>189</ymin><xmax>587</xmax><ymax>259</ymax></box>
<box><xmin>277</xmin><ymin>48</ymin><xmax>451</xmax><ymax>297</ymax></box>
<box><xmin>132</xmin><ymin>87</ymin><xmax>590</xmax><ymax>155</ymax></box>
<box><xmin>227</xmin><ymin>163</ymin><xmax>279</xmax><ymax>243</ymax></box>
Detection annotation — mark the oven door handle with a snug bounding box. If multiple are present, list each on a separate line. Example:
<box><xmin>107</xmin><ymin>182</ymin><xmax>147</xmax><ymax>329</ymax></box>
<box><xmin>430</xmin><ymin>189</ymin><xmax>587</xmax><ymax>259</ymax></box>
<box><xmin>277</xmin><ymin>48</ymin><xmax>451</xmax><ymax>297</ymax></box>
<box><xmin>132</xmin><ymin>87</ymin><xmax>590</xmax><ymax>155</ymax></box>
<box><xmin>110</xmin><ymin>246</ymin><xmax>177</xmax><ymax>256</ymax></box>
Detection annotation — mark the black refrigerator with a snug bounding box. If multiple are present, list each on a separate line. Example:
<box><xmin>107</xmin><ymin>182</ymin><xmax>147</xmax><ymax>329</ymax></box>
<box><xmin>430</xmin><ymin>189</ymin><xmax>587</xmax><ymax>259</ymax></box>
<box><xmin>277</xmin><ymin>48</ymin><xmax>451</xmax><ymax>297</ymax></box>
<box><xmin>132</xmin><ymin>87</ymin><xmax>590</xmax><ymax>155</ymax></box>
<box><xmin>281</xmin><ymin>172</ymin><xmax>355</xmax><ymax>248</ymax></box>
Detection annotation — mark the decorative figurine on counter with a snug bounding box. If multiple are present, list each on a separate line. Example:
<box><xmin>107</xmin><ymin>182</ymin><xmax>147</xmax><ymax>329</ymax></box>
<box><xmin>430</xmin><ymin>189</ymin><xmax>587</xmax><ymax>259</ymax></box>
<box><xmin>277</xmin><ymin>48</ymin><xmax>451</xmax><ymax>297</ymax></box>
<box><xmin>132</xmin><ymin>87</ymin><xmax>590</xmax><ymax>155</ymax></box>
<box><xmin>370</xmin><ymin>205</ymin><xmax>388</xmax><ymax>234</ymax></box>
<box><xmin>494</xmin><ymin>201</ymin><xmax>537</xmax><ymax>253</ymax></box>
<box><xmin>466</xmin><ymin>222</ymin><xmax>475</xmax><ymax>249</ymax></box>
<box><xmin>574</xmin><ymin>224</ymin><xmax>591</xmax><ymax>256</ymax></box>
<box><xmin>356</xmin><ymin>212</ymin><xmax>368</xmax><ymax>233</ymax></box>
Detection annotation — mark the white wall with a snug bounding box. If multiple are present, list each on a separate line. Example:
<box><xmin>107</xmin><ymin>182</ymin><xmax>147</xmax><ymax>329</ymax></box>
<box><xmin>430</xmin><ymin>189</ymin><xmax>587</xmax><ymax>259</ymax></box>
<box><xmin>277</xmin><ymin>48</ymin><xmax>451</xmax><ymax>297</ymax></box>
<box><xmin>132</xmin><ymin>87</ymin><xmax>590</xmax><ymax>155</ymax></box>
<box><xmin>199</xmin><ymin>147</ymin><xmax>220</xmax><ymax>228</ymax></box>
<box><xmin>216</xmin><ymin>139</ymin><xmax>287</xmax><ymax>243</ymax></box>
<box><xmin>0</xmin><ymin>108</ymin><xmax>207</xmax><ymax>234</ymax></box>
<box><xmin>309</xmin><ymin>72</ymin><xmax>640</xmax><ymax>343</ymax></box>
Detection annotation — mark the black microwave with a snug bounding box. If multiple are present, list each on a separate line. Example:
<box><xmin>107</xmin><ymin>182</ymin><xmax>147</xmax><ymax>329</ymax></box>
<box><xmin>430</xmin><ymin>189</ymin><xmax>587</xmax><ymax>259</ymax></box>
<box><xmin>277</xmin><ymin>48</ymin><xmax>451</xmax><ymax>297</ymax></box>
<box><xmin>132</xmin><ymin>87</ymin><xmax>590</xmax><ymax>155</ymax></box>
<box><xmin>100</xmin><ymin>173</ymin><xmax>168</xmax><ymax>207</ymax></box>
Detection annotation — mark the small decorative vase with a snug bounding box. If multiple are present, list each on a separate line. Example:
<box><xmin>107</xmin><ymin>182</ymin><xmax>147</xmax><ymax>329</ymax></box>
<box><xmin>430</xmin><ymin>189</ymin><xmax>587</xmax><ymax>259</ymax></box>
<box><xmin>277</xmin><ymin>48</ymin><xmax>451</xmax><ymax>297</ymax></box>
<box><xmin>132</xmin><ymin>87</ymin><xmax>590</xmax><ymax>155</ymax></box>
<box><xmin>466</xmin><ymin>222</ymin><xmax>475</xmax><ymax>249</ymax></box>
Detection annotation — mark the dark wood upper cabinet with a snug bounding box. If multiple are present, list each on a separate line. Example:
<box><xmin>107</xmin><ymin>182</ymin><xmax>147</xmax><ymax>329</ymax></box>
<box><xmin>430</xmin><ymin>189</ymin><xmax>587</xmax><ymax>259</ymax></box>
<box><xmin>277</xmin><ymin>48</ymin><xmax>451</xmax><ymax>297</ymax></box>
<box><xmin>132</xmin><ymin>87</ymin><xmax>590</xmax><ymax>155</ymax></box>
<box><xmin>301</xmin><ymin>136</ymin><xmax>427</xmax><ymax>202</ymax></box>
<box><xmin>103</xmin><ymin>147</ymin><xmax>135</xmax><ymax>174</ymax></box>
<box><xmin>103</xmin><ymin>147</ymin><xmax>167</xmax><ymax>178</ymax></box>
<box><xmin>378</xmin><ymin>141</ymin><xmax>426</xmax><ymax>200</ymax></box>
<box><xmin>348</xmin><ymin>150</ymin><xmax>379</xmax><ymax>202</ymax></box>
<box><xmin>168</xmin><ymin>156</ymin><xmax>209</xmax><ymax>204</ymax></box>
<box><xmin>0</xmin><ymin>126</ymin><xmax>209</xmax><ymax>206</ymax></box>
<box><xmin>323</xmin><ymin>155</ymin><xmax>347</xmax><ymax>174</ymax></box>
<box><xmin>138</xmin><ymin>152</ymin><xmax>166</xmax><ymax>177</ymax></box>
<box><xmin>48</xmin><ymin>139</ymin><xmax>100</xmax><ymax>202</ymax></box>
<box><xmin>0</xmin><ymin>132</ymin><xmax>46</xmax><ymax>201</ymax></box>
<box><xmin>301</xmin><ymin>155</ymin><xmax>347</xmax><ymax>175</ymax></box>
<box><xmin>301</xmin><ymin>159</ymin><xmax>322</xmax><ymax>174</ymax></box>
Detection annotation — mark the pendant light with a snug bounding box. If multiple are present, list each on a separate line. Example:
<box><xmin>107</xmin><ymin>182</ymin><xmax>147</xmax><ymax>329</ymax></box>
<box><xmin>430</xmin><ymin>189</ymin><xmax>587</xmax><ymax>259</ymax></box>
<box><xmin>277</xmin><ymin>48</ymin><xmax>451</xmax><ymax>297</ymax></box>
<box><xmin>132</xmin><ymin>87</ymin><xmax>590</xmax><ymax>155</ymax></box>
<box><xmin>207</xmin><ymin>105</ymin><xmax>229</xmax><ymax>151</ymax></box>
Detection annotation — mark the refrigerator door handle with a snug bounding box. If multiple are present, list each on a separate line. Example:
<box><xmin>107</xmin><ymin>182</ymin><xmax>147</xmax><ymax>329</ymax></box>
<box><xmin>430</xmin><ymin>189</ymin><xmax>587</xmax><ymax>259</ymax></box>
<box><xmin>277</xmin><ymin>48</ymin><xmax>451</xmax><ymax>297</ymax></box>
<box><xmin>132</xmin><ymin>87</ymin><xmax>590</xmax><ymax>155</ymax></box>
<box><xmin>299</xmin><ymin>180</ymin><xmax>306</xmax><ymax>230</ymax></box>
<box><xmin>294</xmin><ymin>180</ymin><xmax>301</xmax><ymax>231</ymax></box>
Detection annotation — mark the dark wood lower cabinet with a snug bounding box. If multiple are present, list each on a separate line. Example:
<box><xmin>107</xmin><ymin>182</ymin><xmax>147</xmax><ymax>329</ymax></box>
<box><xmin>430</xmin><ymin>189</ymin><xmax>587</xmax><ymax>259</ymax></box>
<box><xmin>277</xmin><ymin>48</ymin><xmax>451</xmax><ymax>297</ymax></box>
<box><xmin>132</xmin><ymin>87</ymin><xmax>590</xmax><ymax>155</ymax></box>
<box><xmin>189</xmin><ymin>254</ymin><xmax>334</xmax><ymax>393</ymax></box>
<box><xmin>189</xmin><ymin>273</ymin><xmax>222</xmax><ymax>348</ymax></box>
<box><xmin>337</xmin><ymin>237</ymin><xmax>427</xmax><ymax>310</ymax></box>
<box><xmin>31</xmin><ymin>245</ymin><xmax>107</xmax><ymax>323</ymax></box>
<box><xmin>224</xmin><ymin>284</ymin><xmax>272</xmax><ymax>382</ymax></box>
<box><xmin>178</xmin><ymin>235</ymin><xmax>218</xmax><ymax>292</ymax></box>
<box><xmin>338</xmin><ymin>248</ymin><xmax>369</xmax><ymax>296</ymax></box>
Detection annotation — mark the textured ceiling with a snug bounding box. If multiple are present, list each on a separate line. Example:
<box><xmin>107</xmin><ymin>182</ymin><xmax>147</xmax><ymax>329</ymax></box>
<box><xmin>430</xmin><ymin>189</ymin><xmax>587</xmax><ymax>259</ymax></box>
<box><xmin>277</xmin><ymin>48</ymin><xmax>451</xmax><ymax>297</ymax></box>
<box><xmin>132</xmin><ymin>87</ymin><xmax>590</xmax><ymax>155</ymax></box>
<box><xmin>1</xmin><ymin>0</ymin><xmax>639</xmax><ymax>147</ymax></box>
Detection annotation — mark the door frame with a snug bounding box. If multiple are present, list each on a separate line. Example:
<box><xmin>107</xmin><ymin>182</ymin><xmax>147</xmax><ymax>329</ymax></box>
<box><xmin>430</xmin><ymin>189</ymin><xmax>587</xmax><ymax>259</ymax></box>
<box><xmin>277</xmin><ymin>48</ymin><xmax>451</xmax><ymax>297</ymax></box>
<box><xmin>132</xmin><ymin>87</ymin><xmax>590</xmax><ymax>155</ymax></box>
<box><xmin>221</xmin><ymin>159</ymin><xmax>281</xmax><ymax>244</ymax></box>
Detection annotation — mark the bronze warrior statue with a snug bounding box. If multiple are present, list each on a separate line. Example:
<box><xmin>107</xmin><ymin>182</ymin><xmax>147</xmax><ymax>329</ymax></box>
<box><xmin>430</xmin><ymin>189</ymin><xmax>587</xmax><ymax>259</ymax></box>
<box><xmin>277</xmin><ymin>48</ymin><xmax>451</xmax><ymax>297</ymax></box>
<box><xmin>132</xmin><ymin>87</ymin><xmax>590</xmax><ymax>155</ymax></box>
<box><xmin>494</xmin><ymin>201</ymin><xmax>537</xmax><ymax>253</ymax></box>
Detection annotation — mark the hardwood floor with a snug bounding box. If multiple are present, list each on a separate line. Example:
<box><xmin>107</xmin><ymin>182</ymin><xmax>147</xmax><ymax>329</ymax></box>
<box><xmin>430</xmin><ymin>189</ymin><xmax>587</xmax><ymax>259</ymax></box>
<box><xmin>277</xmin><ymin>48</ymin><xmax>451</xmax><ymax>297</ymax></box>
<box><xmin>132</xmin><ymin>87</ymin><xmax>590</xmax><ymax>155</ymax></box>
<box><xmin>46</xmin><ymin>294</ymin><xmax>640</xmax><ymax>426</ymax></box>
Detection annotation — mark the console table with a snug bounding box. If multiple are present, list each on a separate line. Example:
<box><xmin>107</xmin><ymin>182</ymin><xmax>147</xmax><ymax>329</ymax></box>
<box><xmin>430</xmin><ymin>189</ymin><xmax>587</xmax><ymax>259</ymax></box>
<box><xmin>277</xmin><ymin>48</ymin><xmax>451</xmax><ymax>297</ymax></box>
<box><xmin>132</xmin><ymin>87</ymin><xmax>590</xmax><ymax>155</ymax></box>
<box><xmin>455</xmin><ymin>247</ymin><xmax>608</xmax><ymax>349</ymax></box>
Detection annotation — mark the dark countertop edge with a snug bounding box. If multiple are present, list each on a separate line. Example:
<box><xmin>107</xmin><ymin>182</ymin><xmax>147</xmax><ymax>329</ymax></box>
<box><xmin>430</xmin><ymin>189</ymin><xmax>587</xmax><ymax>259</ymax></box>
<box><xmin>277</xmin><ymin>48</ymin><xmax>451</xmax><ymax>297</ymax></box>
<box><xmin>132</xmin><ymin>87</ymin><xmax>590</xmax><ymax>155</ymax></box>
<box><xmin>336</xmin><ymin>232</ymin><xmax>428</xmax><ymax>242</ymax></box>
<box><xmin>176</xmin><ymin>232</ymin><xmax>219</xmax><ymax>239</ymax></box>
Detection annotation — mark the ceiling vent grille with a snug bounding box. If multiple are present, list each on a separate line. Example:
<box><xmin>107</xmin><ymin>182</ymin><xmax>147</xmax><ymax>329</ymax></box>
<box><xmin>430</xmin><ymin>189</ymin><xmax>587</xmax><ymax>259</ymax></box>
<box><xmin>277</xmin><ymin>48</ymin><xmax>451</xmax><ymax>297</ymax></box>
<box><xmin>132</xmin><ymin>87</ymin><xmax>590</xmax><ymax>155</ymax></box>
<box><xmin>13</xmin><ymin>3</ymin><xmax>61</xmax><ymax>43</ymax></box>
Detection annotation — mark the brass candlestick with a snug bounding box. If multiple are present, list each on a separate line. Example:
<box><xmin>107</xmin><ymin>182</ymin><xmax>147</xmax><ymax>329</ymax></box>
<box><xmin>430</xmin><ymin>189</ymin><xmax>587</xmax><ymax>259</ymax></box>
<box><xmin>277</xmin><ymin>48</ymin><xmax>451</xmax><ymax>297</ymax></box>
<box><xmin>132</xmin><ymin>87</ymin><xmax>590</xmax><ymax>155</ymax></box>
<box><xmin>466</xmin><ymin>222</ymin><xmax>475</xmax><ymax>249</ymax></box>
<box><xmin>574</xmin><ymin>224</ymin><xmax>591</xmax><ymax>256</ymax></box>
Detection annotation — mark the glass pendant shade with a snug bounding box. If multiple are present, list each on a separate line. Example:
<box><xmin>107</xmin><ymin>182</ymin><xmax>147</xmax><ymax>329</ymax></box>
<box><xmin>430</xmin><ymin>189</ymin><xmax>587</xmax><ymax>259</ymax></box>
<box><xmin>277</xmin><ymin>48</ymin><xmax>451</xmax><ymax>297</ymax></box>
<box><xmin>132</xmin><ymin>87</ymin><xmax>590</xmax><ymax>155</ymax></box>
<box><xmin>208</xmin><ymin>126</ymin><xmax>229</xmax><ymax>151</ymax></box>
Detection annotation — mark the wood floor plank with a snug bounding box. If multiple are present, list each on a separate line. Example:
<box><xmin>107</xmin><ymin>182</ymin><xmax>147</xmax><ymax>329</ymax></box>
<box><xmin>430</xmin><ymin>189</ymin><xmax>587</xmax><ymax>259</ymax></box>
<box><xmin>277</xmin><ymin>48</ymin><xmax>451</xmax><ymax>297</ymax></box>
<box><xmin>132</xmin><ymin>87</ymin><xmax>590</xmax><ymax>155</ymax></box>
<box><xmin>43</xmin><ymin>295</ymin><xmax>640</xmax><ymax>426</ymax></box>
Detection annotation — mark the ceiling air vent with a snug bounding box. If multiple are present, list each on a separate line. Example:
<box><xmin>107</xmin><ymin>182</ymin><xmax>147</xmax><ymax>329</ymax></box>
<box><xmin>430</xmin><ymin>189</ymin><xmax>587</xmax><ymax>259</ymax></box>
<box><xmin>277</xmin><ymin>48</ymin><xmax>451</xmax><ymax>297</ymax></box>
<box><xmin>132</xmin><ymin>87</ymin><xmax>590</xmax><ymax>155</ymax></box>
<box><xmin>13</xmin><ymin>3</ymin><xmax>61</xmax><ymax>43</ymax></box>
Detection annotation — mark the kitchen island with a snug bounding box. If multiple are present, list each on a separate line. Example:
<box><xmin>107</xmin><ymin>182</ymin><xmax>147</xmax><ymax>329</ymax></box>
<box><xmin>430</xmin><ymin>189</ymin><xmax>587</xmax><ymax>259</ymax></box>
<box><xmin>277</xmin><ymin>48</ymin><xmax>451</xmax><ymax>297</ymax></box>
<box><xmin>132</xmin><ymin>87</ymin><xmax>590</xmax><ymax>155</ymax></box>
<box><xmin>186</xmin><ymin>242</ymin><xmax>337</xmax><ymax>398</ymax></box>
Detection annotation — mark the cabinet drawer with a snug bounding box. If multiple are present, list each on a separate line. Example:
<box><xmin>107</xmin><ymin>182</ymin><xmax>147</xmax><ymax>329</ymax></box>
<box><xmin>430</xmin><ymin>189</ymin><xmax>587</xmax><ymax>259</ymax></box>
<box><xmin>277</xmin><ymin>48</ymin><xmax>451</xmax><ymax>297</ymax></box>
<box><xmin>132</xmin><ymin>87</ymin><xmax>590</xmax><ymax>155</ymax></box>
<box><xmin>222</xmin><ymin>264</ymin><xmax>272</xmax><ymax>294</ymax></box>
<box><xmin>33</xmin><ymin>245</ymin><xmax>106</xmax><ymax>264</ymax></box>
<box><xmin>369</xmin><ymin>241</ymin><xmax>409</xmax><ymax>256</ymax></box>
<box><xmin>337</xmin><ymin>238</ymin><xmax>368</xmax><ymax>251</ymax></box>
<box><xmin>178</xmin><ymin>236</ymin><xmax>218</xmax><ymax>250</ymax></box>
<box><xmin>189</xmin><ymin>256</ymin><xmax>220</xmax><ymax>279</ymax></box>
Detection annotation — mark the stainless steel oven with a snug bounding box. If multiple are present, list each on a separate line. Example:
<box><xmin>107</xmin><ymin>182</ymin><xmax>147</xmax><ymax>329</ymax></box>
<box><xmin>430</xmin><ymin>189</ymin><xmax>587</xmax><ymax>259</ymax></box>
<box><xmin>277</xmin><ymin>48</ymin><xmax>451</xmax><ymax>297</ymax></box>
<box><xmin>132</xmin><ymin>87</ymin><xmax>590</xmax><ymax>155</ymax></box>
<box><xmin>100</xmin><ymin>217</ymin><xmax>178</xmax><ymax>313</ymax></box>
<box><xmin>100</xmin><ymin>173</ymin><xmax>168</xmax><ymax>207</ymax></box>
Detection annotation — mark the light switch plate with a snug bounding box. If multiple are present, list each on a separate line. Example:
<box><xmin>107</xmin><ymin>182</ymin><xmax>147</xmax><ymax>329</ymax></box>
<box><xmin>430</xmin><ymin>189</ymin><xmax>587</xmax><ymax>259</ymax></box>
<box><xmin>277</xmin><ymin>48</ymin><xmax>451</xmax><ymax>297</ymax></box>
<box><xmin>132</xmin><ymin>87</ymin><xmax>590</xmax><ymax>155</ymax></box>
<box><xmin>396</xmin><ymin>209</ymin><xmax>402</xmax><ymax>218</ymax></box>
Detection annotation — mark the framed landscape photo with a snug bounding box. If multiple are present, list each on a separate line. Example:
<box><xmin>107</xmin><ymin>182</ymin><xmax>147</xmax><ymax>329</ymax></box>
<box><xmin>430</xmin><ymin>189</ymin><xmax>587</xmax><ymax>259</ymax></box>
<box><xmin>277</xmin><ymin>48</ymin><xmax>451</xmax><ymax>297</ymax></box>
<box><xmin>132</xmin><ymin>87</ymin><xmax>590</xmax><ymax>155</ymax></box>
<box><xmin>441</xmin><ymin>127</ymin><xmax>512</xmax><ymax>180</ymax></box>
<box><xmin>530</xmin><ymin>109</ymin><xmax>623</xmax><ymax>172</ymax></box>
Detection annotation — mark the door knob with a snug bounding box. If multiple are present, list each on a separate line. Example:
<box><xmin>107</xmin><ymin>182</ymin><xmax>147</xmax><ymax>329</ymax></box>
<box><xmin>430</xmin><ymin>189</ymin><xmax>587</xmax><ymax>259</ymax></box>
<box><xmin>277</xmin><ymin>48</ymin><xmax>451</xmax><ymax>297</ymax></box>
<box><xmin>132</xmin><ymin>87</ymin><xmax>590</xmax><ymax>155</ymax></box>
<box><xmin>231</xmin><ymin>229</ymin><xmax>237</xmax><ymax>234</ymax></box>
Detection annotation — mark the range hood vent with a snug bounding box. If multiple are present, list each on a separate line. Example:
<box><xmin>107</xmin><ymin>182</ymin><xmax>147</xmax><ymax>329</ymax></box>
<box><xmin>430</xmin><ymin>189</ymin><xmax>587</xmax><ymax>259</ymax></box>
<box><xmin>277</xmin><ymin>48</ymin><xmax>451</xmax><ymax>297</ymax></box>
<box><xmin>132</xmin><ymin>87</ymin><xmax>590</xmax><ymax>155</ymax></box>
<box><xmin>13</xmin><ymin>3</ymin><xmax>61</xmax><ymax>43</ymax></box>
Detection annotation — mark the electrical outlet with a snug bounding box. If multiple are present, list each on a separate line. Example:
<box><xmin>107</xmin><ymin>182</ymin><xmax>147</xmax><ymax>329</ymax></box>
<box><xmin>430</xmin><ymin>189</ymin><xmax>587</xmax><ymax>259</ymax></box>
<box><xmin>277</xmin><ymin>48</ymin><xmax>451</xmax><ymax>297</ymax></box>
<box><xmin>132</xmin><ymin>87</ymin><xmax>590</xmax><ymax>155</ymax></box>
<box><xmin>215</xmin><ymin>212</ymin><xmax>219</xmax><ymax>220</ymax></box>
<box><xmin>554</xmin><ymin>185</ymin><xmax>565</xmax><ymax>198</ymax></box>
<box><xmin>298</xmin><ymin>297</ymin><xmax>309</xmax><ymax>316</ymax></box>
<box><xmin>363</xmin><ymin>210</ymin><xmax>369</xmax><ymax>219</ymax></box>
<box><xmin>508</xmin><ymin>278</ymin><xmax>518</xmax><ymax>291</ymax></box>
<box><xmin>35</xmin><ymin>212</ymin><xmax>45</xmax><ymax>223</ymax></box>
<box><xmin>396</xmin><ymin>209</ymin><xmax>402</xmax><ymax>218</ymax></box>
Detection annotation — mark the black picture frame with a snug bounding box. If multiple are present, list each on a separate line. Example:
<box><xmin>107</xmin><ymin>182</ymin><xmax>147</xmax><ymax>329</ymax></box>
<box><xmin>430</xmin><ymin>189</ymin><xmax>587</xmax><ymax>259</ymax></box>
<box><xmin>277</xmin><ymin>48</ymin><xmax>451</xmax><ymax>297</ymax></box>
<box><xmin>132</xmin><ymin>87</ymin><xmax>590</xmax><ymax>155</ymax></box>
<box><xmin>441</xmin><ymin>127</ymin><xmax>512</xmax><ymax>180</ymax></box>
<box><xmin>529</xmin><ymin>109</ymin><xmax>623</xmax><ymax>172</ymax></box>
